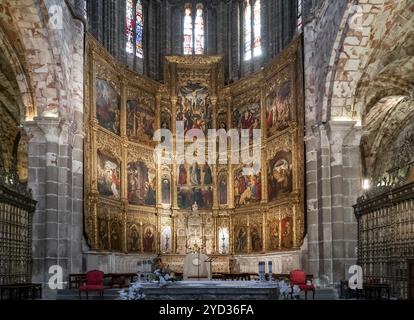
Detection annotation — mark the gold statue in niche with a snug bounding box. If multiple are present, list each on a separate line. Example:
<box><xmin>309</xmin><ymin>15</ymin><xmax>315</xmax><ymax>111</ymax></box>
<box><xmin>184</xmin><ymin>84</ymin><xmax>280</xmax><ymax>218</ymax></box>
<box><xmin>84</xmin><ymin>35</ymin><xmax>305</xmax><ymax>255</ymax></box>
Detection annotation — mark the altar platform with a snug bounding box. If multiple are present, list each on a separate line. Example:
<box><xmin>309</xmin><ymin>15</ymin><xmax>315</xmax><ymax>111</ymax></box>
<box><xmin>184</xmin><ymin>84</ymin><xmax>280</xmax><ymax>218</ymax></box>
<box><xmin>139</xmin><ymin>281</ymin><xmax>279</xmax><ymax>300</ymax></box>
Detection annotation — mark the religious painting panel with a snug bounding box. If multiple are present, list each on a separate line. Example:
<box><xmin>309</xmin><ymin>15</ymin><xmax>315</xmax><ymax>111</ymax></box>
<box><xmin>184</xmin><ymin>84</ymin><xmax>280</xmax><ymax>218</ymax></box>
<box><xmin>250</xmin><ymin>222</ymin><xmax>263</xmax><ymax>252</ymax></box>
<box><xmin>96</xmin><ymin>78</ymin><xmax>120</xmax><ymax>135</ymax></box>
<box><xmin>161</xmin><ymin>110</ymin><xmax>171</xmax><ymax>130</ymax></box>
<box><xmin>161</xmin><ymin>225</ymin><xmax>172</xmax><ymax>254</ymax></box>
<box><xmin>177</xmin><ymin>83</ymin><xmax>212</xmax><ymax>134</ymax></box>
<box><xmin>234</xmin><ymin>224</ymin><xmax>248</xmax><ymax>253</ymax></box>
<box><xmin>232</xmin><ymin>103</ymin><xmax>260</xmax><ymax>134</ymax></box>
<box><xmin>234</xmin><ymin>168</ymin><xmax>261</xmax><ymax>207</ymax></box>
<box><xmin>127</xmin><ymin>100</ymin><xmax>155</xmax><ymax>143</ymax></box>
<box><xmin>97</xmin><ymin>215</ymin><xmax>109</xmax><ymax>251</ymax></box>
<box><xmin>97</xmin><ymin>150</ymin><xmax>121</xmax><ymax>199</ymax></box>
<box><xmin>267</xmin><ymin>150</ymin><xmax>293</xmax><ymax>202</ymax></box>
<box><xmin>267</xmin><ymin>215</ymin><xmax>280</xmax><ymax>251</ymax></box>
<box><xmin>266</xmin><ymin>80</ymin><xmax>292</xmax><ymax>138</ymax></box>
<box><xmin>281</xmin><ymin>216</ymin><xmax>293</xmax><ymax>249</ymax></box>
<box><xmin>218</xmin><ymin>171</ymin><xmax>228</xmax><ymax>206</ymax></box>
<box><xmin>178</xmin><ymin>162</ymin><xmax>213</xmax><ymax>187</ymax></box>
<box><xmin>110</xmin><ymin>219</ymin><xmax>123</xmax><ymax>252</ymax></box>
<box><xmin>177</xmin><ymin>186</ymin><xmax>213</xmax><ymax>210</ymax></box>
<box><xmin>217</xmin><ymin>110</ymin><xmax>228</xmax><ymax>131</ymax></box>
<box><xmin>127</xmin><ymin>161</ymin><xmax>156</xmax><ymax>206</ymax></box>
<box><xmin>143</xmin><ymin>225</ymin><xmax>156</xmax><ymax>253</ymax></box>
<box><xmin>161</xmin><ymin>174</ymin><xmax>171</xmax><ymax>205</ymax></box>
<box><xmin>128</xmin><ymin>224</ymin><xmax>141</xmax><ymax>252</ymax></box>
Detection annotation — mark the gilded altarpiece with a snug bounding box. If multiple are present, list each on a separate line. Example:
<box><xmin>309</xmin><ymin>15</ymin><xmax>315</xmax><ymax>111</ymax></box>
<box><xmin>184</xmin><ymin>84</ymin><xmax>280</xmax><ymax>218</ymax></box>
<box><xmin>84</xmin><ymin>35</ymin><xmax>304</xmax><ymax>268</ymax></box>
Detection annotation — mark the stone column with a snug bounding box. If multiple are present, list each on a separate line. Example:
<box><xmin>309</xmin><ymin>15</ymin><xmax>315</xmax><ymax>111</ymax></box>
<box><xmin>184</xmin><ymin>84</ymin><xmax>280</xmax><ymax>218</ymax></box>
<box><xmin>305</xmin><ymin>121</ymin><xmax>361</xmax><ymax>284</ymax></box>
<box><xmin>25</xmin><ymin>116</ymin><xmax>83</xmax><ymax>297</ymax></box>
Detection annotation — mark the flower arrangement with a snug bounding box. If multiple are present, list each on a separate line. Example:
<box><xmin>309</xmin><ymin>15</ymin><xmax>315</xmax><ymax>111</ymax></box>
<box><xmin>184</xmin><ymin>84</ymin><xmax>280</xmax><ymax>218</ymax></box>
<box><xmin>119</xmin><ymin>259</ymin><xmax>176</xmax><ymax>300</ymax></box>
<box><xmin>119</xmin><ymin>281</ymin><xmax>146</xmax><ymax>300</ymax></box>
<box><xmin>277</xmin><ymin>280</ymin><xmax>301</xmax><ymax>300</ymax></box>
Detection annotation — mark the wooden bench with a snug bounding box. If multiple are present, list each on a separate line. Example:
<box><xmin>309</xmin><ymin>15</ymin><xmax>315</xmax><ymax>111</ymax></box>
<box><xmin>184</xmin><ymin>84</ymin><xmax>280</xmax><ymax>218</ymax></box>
<box><xmin>0</xmin><ymin>283</ymin><xmax>42</xmax><ymax>300</ymax></box>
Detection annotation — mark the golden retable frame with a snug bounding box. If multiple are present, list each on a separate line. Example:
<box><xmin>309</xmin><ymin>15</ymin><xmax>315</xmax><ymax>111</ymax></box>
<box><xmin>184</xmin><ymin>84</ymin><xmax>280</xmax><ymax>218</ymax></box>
<box><xmin>84</xmin><ymin>34</ymin><xmax>305</xmax><ymax>268</ymax></box>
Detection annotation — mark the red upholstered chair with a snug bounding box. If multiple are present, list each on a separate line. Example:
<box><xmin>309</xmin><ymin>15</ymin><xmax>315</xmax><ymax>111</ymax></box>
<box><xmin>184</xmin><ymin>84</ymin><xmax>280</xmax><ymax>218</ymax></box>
<box><xmin>79</xmin><ymin>270</ymin><xmax>105</xmax><ymax>300</ymax></box>
<box><xmin>289</xmin><ymin>269</ymin><xmax>315</xmax><ymax>300</ymax></box>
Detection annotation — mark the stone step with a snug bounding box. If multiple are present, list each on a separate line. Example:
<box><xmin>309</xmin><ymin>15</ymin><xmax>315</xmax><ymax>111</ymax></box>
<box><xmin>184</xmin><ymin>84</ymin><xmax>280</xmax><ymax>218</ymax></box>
<box><xmin>57</xmin><ymin>289</ymin><xmax>122</xmax><ymax>300</ymax></box>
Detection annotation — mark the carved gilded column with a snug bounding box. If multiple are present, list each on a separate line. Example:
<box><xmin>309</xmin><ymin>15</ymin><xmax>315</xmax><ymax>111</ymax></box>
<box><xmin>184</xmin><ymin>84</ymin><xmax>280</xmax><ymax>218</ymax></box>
<box><xmin>156</xmin><ymin>91</ymin><xmax>162</xmax><ymax>130</ymax></box>
<box><xmin>157</xmin><ymin>212</ymin><xmax>161</xmax><ymax>253</ymax></box>
<box><xmin>230</xmin><ymin>214</ymin><xmax>234</xmax><ymax>254</ymax></box>
<box><xmin>226</xmin><ymin>95</ymin><xmax>234</xmax><ymax>209</ymax></box>
<box><xmin>120</xmin><ymin>79</ymin><xmax>128</xmax><ymax>253</ymax></box>
<box><xmin>171</xmin><ymin>211</ymin><xmax>176</xmax><ymax>254</ymax></box>
<box><xmin>260</xmin><ymin>84</ymin><xmax>268</xmax><ymax>203</ymax></box>
<box><xmin>171</xmin><ymin>96</ymin><xmax>178</xmax><ymax>210</ymax></box>
<box><xmin>213</xmin><ymin>210</ymin><xmax>219</xmax><ymax>253</ymax></box>
<box><xmin>211</xmin><ymin>96</ymin><xmax>219</xmax><ymax>209</ymax></box>
<box><xmin>155</xmin><ymin>91</ymin><xmax>163</xmax><ymax>211</ymax></box>
<box><xmin>247</xmin><ymin>216</ymin><xmax>251</xmax><ymax>254</ymax></box>
<box><xmin>122</xmin><ymin>199</ymin><xmax>128</xmax><ymax>253</ymax></box>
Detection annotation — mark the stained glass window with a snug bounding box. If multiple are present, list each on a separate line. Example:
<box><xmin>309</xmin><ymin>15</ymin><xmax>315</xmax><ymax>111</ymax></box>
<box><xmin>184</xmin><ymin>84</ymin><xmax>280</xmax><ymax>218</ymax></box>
<box><xmin>253</xmin><ymin>0</ymin><xmax>262</xmax><ymax>57</ymax></box>
<box><xmin>297</xmin><ymin>0</ymin><xmax>303</xmax><ymax>32</ymax></box>
<box><xmin>125</xmin><ymin>0</ymin><xmax>144</xmax><ymax>58</ymax></box>
<box><xmin>244</xmin><ymin>1</ymin><xmax>252</xmax><ymax>61</ymax></box>
<box><xmin>136</xmin><ymin>0</ymin><xmax>143</xmax><ymax>58</ymax></box>
<box><xmin>126</xmin><ymin>0</ymin><xmax>134</xmax><ymax>54</ymax></box>
<box><xmin>194</xmin><ymin>4</ymin><xmax>205</xmax><ymax>55</ymax></box>
<box><xmin>183</xmin><ymin>4</ymin><xmax>193</xmax><ymax>55</ymax></box>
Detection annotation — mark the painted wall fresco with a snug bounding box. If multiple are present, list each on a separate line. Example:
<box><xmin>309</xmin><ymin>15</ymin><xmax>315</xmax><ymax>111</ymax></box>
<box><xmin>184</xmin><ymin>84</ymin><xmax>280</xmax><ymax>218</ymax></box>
<box><xmin>127</xmin><ymin>161</ymin><xmax>156</xmax><ymax>206</ymax></box>
<box><xmin>266</xmin><ymin>80</ymin><xmax>292</xmax><ymax>137</ymax></box>
<box><xmin>96</xmin><ymin>78</ymin><xmax>121</xmax><ymax>135</ymax></box>
<box><xmin>97</xmin><ymin>150</ymin><xmax>120</xmax><ymax>199</ymax></box>
<box><xmin>268</xmin><ymin>151</ymin><xmax>293</xmax><ymax>202</ymax></box>
<box><xmin>177</xmin><ymin>83</ymin><xmax>212</xmax><ymax>134</ymax></box>
<box><xmin>127</xmin><ymin>100</ymin><xmax>155</xmax><ymax>142</ymax></box>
